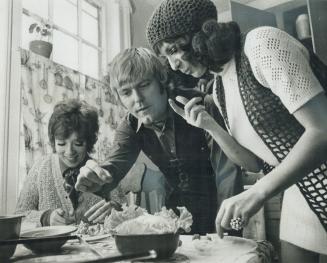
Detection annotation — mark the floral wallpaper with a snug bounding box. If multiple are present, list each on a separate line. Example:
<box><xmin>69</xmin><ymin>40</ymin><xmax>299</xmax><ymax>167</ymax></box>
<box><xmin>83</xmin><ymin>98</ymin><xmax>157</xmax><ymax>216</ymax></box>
<box><xmin>19</xmin><ymin>49</ymin><xmax>126</xmax><ymax>191</ymax></box>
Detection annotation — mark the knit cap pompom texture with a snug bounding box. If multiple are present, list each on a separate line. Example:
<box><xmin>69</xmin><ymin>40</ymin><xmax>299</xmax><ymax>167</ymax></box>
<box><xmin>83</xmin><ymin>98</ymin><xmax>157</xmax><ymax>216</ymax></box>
<box><xmin>146</xmin><ymin>0</ymin><xmax>217</xmax><ymax>48</ymax></box>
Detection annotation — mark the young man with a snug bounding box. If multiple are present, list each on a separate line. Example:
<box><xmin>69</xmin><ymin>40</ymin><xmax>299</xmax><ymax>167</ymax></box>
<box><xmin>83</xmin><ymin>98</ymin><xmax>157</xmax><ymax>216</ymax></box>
<box><xmin>75</xmin><ymin>47</ymin><xmax>243</xmax><ymax>234</ymax></box>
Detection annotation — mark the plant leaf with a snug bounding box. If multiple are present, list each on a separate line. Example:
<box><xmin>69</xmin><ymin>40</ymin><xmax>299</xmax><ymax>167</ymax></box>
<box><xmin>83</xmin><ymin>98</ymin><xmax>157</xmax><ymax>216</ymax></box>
<box><xmin>29</xmin><ymin>23</ymin><xmax>37</xmax><ymax>33</ymax></box>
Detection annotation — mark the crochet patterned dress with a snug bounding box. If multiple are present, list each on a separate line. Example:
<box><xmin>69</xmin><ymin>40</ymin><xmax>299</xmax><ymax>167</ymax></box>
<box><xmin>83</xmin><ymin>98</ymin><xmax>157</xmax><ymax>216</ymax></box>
<box><xmin>213</xmin><ymin>26</ymin><xmax>327</xmax><ymax>253</ymax></box>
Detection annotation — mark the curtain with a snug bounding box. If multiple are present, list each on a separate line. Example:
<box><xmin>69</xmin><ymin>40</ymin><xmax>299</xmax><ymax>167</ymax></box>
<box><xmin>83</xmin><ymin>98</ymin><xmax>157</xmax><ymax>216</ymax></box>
<box><xmin>19</xmin><ymin>49</ymin><xmax>126</xmax><ymax>193</ymax></box>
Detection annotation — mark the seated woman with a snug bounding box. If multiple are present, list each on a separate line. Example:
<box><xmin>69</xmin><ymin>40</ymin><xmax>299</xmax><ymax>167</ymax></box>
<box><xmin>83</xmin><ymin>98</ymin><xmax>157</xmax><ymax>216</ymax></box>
<box><xmin>16</xmin><ymin>99</ymin><xmax>119</xmax><ymax>227</ymax></box>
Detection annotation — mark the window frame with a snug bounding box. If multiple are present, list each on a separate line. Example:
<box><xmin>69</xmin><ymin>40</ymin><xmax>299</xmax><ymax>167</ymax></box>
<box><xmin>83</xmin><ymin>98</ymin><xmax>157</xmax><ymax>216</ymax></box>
<box><xmin>1</xmin><ymin>0</ymin><xmax>132</xmax><ymax>214</ymax></box>
<box><xmin>22</xmin><ymin>0</ymin><xmax>106</xmax><ymax>79</ymax></box>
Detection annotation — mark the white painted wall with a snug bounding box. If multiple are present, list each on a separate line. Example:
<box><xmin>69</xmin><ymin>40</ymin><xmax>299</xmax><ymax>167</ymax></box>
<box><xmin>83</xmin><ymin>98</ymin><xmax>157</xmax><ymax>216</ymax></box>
<box><xmin>106</xmin><ymin>0</ymin><xmax>132</xmax><ymax>62</ymax></box>
<box><xmin>0</xmin><ymin>0</ymin><xmax>11</xmax><ymax>215</ymax></box>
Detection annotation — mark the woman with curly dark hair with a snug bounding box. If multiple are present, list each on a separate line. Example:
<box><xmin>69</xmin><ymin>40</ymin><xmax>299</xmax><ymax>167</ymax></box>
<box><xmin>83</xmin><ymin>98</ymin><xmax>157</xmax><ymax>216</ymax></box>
<box><xmin>147</xmin><ymin>0</ymin><xmax>327</xmax><ymax>261</ymax></box>
<box><xmin>16</xmin><ymin>99</ymin><xmax>116</xmax><ymax>227</ymax></box>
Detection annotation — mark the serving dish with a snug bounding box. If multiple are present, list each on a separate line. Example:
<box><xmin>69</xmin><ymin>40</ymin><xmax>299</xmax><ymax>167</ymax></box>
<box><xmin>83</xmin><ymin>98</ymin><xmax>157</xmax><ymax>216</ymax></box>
<box><xmin>20</xmin><ymin>225</ymin><xmax>77</xmax><ymax>253</ymax></box>
<box><xmin>114</xmin><ymin>232</ymin><xmax>180</xmax><ymax>259</ymax></box>
<box><xmin>0</xmin><ymin>215</ymin><xmax>24</xmax><ymax>260</ymax></box>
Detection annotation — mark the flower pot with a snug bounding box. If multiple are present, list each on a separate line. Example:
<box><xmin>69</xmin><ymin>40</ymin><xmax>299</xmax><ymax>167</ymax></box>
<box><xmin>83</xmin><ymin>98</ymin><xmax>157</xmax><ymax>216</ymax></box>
<box><xmin>29</xmin><ymin>40</ymin><xmax>53</xmax><ymax>58</ymax></box>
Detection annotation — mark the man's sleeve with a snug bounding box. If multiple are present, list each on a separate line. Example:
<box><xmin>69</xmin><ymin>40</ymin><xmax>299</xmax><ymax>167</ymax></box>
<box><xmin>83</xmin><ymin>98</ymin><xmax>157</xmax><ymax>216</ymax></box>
<box><xmin>204</xmin><ymin>94</ymin><xmax>244</xmax><ymax>209</ymax></box>
<box><xmin>95</xmin><ymin>117</ymin><xmax>141</xmax><ymax>200</ymax></box>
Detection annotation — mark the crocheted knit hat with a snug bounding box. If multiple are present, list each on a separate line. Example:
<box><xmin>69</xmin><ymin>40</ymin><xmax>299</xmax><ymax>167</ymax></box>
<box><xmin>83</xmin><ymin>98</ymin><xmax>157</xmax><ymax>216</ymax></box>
<box><xmin>146</xmin><ymin>0</ymin><xmax>217</xmax><ymax>49</ymax></box>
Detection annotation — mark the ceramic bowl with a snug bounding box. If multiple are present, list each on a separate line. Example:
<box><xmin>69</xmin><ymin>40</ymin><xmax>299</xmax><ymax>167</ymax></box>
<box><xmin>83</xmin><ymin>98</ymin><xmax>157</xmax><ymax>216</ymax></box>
<box><xmin>0</xmin><ymin>215</ymin><xmax>24</xmax><ymax>260</ymax></box>
<box><xmin>114</xmin><ymin>232</ymin><xmax>180</xmax><ymax>259</ymax></box>
<box><xmin>20</xmin><ymin>225</ymin><xmax>77</xmax><ymax>253</ymax></box>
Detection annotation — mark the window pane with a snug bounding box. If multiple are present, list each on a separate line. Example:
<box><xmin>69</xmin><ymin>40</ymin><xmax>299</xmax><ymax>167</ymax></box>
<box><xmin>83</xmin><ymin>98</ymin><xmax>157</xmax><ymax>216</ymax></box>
<box><xmin>82</xmin><ymin>11</ymin><xmax>99</xmax><ymax>45</ymax></box>
<box><xmin>53</xmin><ymin>30</ymin><xmax>78</xmax><ymax>70</ymax></box>
<box><xmin>22</xmin><ymin>0</ymin><xmax>48</xmax><ymax>19</ymax></box>
<box><xmin>53</xmin><ymin>0</ymin><xmax>77</xmax><ymax>34</ymax></box>
<box><xmin>82</xmin><ymin>44</ymin><xmax>99</xmax><ymax>79</ymax></box>
<box><xmin>82</xmin><ymin>0</ymin><xmax>98</xmax><ymax>18</ymax></box>
<box><xmin>21</xmin><ymin>14</ymin><xmax>39</xmax><ymax>50</ymax></box>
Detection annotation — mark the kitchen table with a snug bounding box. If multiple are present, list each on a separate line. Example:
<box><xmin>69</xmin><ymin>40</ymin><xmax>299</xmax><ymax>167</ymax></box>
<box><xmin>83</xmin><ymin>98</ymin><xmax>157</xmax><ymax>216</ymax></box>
<box><xmin>9</xmin><ymin>234</ymin><xmax>274</xmax><ymax>263</ymax></box>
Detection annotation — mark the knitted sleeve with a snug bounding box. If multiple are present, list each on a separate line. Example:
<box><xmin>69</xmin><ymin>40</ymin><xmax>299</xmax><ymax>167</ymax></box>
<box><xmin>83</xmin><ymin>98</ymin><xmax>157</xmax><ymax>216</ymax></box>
<box><xmin>15</xmin><ymin>158</ymin><xmax>48</xmax><ymax>226</ymax></box>
<box><xmin>244</xmin><ymin>26</ymin><xmax>324</xmax><ymax>114</ymax></box>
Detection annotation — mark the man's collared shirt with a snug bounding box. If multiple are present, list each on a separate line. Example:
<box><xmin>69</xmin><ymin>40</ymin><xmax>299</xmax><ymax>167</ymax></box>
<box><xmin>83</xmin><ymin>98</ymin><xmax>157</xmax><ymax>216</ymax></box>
<box><xmin>137</xmin><ymin>109</ymin><xmax>176</xmax><ymax>158</ymax></box>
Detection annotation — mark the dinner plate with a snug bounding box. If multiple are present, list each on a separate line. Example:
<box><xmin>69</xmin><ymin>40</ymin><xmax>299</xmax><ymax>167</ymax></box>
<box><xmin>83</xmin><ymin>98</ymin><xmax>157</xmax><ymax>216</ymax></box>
<box><xmin>21</xmin><ymin>225</ymin><xmax>77</xmax><ymax>238</ymax></box>
<box><xmin>81</xmin><ymin>233</ymin><xmax>111</xmax><ymax>242</ymax></box>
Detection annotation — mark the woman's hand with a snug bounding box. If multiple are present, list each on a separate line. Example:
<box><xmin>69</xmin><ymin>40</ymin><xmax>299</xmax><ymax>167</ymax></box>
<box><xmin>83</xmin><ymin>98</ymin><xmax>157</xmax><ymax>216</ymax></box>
<box><xmin>215</xmin><ymin>188</ymin><xmax>266</xmax><ymax>238</ymax></box>
<box><xmin>169</xmin><ymin>95</ymin><xmax>262</xmax><ymax>172</ymax></box>
<box><xmin>50</xmin><ymin>208</ymin><xmax>75</xmax><ymax>226</ymax></box>
<box><xmin>168</xmin><ymin>96</ymin><xmax>216</xmax><ymax>130</ymax></box>
<box><xmin>215</xmin><ymin>93</ymin><xmax>327</xmax><ymax>238</ymax></box>
<box><xmin>84</xmin><ymin>200</ymin><xmax>118</xmax><ymax>224</ymax></box>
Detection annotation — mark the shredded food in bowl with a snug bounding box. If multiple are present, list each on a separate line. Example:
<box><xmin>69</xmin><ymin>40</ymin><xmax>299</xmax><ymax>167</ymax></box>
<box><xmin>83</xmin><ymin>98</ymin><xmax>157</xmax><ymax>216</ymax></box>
<box><xmin>104</xmin><ymin>205</ymin><xmax>193</xmax><ymax>235</ymax></box>
<box><xmin>76</xmin><ymin>222</ymin><xmax>106</xmax><ymax>236</ymax></box>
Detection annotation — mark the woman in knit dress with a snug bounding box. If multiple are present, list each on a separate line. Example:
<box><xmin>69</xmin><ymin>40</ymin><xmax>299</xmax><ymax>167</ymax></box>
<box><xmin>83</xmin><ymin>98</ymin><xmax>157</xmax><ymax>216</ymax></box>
<box><xmin>146</xmin><ymin>0</ymin><xmax>327</xmax><ymax>262</ymax></box>
<box><xmin>16</xmin><ymin>99</ymin><xmax>118</xmax><ymax>227</ymax></box>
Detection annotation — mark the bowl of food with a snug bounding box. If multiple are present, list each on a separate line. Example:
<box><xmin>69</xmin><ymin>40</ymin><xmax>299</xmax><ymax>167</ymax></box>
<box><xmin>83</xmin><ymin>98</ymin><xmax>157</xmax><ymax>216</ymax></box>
<box><xmin>20</xmin><ymin>225</ymin><xmax>77</xmax><ymax>253</ymax></box>
<box><xmin>115</xmin><ymin>232</ymin><xmax>180</xmax><ymax>258</ymax></box>
<box><xmin>0</xmin><ymin>215</ymin><xmax>24</xmax><ymax>260</ymax></box>
<box><xmin>105</xmin><ymin>205</ymin><xmax>192</xmax><ymax>259</ymax></box>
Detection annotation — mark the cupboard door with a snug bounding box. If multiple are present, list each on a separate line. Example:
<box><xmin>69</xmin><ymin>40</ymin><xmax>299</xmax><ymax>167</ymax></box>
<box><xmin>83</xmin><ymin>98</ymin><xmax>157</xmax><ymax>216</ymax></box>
<box><xmin>307</xmin><ymin>0</ymin><xmax>327</xmax><ymax>64</ymax></box>
<box><xmin>230</xmin><ymin>1</ymin><xmax>277</xmax><ymax>33</ymax></box>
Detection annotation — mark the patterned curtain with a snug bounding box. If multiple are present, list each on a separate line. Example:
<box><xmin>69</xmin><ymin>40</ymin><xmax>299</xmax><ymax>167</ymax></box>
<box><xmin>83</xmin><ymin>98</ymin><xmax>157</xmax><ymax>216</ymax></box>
<box><xmin>19</xmin><ymin>49</ymin><xmax>126</xmax><ymax>191</ymax></box>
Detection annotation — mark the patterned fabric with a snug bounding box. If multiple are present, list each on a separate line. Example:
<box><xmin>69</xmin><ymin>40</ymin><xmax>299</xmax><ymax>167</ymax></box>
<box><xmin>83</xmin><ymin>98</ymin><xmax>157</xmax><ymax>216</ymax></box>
<box><xmin>244</xmin><ymin>27</ymin><xmax>323</xmax><ymax>114</ymax></box>
<box><xmin>214</xmin><ymin>28</ymin><xmax>327</xmax><ymax>231</ymax></box>
<box><xmin>20</xmin><ymin>49</ymin><xmax>126</xmax><ymax>197</ymax></box>
<box><xmin>146</xmin><ymin>0</ymin><xmax>217</xmax><ymax>48</ymax></box>
<box><xmin>63</xmin><ymin>168</ymin><xmax>82</xmax><ymax>210</ymax></box>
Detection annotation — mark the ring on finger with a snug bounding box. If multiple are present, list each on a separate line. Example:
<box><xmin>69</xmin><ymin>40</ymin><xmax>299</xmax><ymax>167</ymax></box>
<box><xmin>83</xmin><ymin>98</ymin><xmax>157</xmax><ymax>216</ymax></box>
<box><xmin>230</xmin><ymin>217</ymin><xmax>244</xmax><ymax>231</ymax></box>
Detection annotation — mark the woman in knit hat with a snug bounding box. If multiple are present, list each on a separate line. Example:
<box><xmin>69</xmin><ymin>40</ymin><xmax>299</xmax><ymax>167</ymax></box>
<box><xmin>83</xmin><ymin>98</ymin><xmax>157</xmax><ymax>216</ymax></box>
<box><xmin>147</xmin><ymin>0</ymin><xmax>327</xmax><ymax>262</ymax></box>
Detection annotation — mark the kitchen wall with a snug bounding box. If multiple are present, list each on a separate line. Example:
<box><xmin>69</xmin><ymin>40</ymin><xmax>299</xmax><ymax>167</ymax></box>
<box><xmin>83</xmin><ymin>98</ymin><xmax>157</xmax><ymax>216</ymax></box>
<box><xmin>128</xmin><ymin>0</ymin><xmax>293</xmax><ymax>48</ymax></box>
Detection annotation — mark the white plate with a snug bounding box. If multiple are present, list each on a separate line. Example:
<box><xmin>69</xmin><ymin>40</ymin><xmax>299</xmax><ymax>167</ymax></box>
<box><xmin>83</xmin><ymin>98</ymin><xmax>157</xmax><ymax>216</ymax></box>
<box><xmin>21</xmin><ymin>225</ymin><xmax>77</xmax><ymax>238</ymax></box>
<box><xmin>81</xmin><ymin>233</ymin><xmax>111</xmax><ymax>242</ymax></box>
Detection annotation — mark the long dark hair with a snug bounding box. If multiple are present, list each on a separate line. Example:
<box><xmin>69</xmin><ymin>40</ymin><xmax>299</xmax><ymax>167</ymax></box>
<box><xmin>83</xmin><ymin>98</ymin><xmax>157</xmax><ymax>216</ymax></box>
<box><xmin>154</xmin><ymin>20</ymin><xmax>241</xmax><ymax>73</ymax></box>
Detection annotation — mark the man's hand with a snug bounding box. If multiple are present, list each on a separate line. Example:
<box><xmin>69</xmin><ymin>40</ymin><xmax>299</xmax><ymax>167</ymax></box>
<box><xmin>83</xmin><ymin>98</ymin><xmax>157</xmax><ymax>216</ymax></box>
<box><xmin>49</xmin><ymin>208</ymin><xmax>75</xmax><ymax>226</ymax></box>
<box><xmin>168</xmin><ymin>96</ymin><xmax>215</xmax><ymax>130</ymax></box>
<box><xmin>75</xmin><ymin>160</ymin><xmax>113</xmax><ymax>193</ymax></box>
<box><xmin>83</xmin><ymin>200</ymin><xmax>116</xmax><ymax>224</ymax></box>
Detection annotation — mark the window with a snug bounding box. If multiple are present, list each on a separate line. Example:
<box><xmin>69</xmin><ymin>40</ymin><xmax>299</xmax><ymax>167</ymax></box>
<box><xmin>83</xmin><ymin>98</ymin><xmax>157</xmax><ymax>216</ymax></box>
<box><xmin>21</xmin><ymin>0</ymin><xmax>104</xmax><ymax>79</ymax></box>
